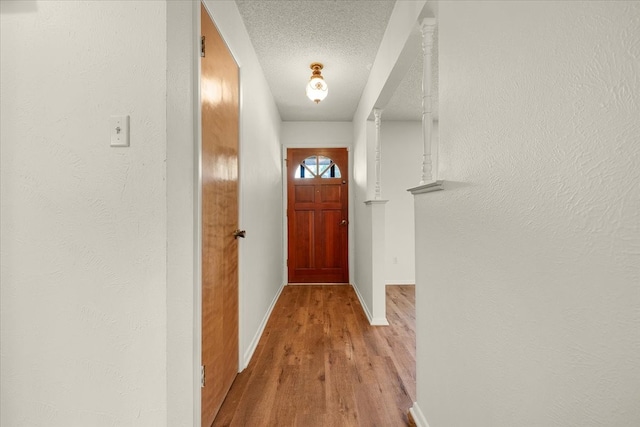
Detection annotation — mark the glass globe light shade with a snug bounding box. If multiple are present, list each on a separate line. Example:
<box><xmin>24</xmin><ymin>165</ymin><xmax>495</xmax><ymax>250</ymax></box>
<box><xmin>306</xmin><ymin>77</ymin><xmax>328</xmax><ymax>104</ymax></box>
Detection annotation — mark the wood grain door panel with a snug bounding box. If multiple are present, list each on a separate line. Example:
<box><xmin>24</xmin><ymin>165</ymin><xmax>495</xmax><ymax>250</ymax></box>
<box><xmin>201</xmin><ymin>3</ymin><xmax>239</xmax><ymax>426</ymax></box>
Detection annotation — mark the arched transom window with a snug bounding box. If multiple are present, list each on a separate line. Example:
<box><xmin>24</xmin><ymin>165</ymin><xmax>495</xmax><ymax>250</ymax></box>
<box><xmin>294</xmin><ymin>155</ymin><xmax>342</xmax><ymax>179</ymax></box>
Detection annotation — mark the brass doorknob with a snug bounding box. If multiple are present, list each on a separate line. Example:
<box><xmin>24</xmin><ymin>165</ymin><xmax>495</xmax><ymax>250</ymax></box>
<box><xmin>233</xmin><ymin>229</ymin><xmax>246</xmax><ymax>239</ymax></box>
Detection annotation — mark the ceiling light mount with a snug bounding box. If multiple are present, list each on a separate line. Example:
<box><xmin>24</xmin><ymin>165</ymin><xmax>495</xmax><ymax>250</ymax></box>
<box><xmin>306</xmin><ymin>62</ymin><xmax>328</xmax><ymax>104</ymax></box>
<box><xmin>310</xmin><ymin>62</ymin><xmax>323</xmax><ymax>78</ymax></box>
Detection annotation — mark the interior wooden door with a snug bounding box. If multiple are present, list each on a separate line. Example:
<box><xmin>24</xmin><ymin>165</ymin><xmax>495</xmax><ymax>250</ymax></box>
<box><xmin>287</xmin><ymin>148</ymin><xmax>349</xmax><ymax>283</ymax></box>
<box><xmin>200</xmin><ymin>3</ymin><xmax>239</xmax><ymax>426</ymax></box>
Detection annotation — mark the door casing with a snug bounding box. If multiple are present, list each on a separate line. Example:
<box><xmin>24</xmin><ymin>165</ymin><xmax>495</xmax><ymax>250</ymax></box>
<box><xmin>282</xmin><ymin>144</ymin><xmax>354</xmax><ymax>286</ymax></box>
<box><xmin>287</xmin><ymin>147</ymin><xmax>349</xmax><ymax>283</ymax></box>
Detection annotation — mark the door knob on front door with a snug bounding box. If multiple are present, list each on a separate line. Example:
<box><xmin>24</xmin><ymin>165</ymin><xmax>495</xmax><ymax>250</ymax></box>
<box><xmin>340</xmin><ymin>220</ymin><xmax>348</xmax><ymax>226</ymax></box>
<box><xmin>233</xmin><ymin>229</ymin><xmax>246</xmax><ymax>239</ymax></box>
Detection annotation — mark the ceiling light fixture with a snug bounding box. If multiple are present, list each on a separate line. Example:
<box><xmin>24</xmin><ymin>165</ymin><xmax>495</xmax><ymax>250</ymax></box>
<box><xmin>306</xmin><ymin>62</ymin><xmax>328</xmax><ymax>104</ymax></box>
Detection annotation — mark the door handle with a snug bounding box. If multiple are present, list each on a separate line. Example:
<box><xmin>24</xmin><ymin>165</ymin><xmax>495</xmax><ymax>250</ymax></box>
<box><xmin>233</xmin><ymin>229</ymin><xmax>246</xmax><ymax>239</ymax></box>
<box><xmin>340</xmin><ymin>220</ymin><xmax>348</xmax><ymax>226</ymax></box>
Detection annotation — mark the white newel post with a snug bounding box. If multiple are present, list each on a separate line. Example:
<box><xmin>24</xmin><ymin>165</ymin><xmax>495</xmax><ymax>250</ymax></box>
<box><xmin>420</xmin><ymin>18</ymin><xmax>436</xmax><ymax>185</ymax></box>
<box><xmin>374</xmin><ymin>108</ymin><xmax>383</xmax><ymax>200</ymax></box>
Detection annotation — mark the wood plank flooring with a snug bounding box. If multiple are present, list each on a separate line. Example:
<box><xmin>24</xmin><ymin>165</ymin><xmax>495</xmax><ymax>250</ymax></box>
<box><xmin>212</xmin><ymin>285</ymin><xmax>416</xmax><ymax>427</ymax></box>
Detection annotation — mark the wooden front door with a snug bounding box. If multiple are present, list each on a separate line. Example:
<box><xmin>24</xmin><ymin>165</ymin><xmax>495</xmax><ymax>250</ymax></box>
<box><xmin>200</xmin><ymin>3</ymin><xmax>239</xmax><ymax>426</ymax></box>
<box><xmin>287</xmin><ymin>148</ymin><xmax>349</xmax><ymax>283</ymax></box>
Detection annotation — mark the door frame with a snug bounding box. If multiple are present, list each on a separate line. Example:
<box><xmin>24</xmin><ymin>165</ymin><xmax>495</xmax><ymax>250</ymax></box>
<box><xmin>282</xmin><ymin>143</ymin><xmax>354</xmax><ymax>286</ymax></box>
<box><xmin>166</xmin><ymin>2</ymin><xmax>204</xmax><ymax>426</ymax></box>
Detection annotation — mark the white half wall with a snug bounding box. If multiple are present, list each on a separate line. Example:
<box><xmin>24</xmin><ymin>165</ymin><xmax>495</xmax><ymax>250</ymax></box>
<box><xmin>414</xmin><ymin>1</ymin><xmax>640</xmax><ymax>426</ymax></box>
<box><xmin>1</xmin><ymin>1</ymin><xmax>167</xmax><ymax>425</ymax></box>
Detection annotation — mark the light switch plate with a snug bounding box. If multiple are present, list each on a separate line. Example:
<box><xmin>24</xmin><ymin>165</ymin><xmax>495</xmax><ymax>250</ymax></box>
<box><xmin>110</xmin><ymin>115</ymin><xmax>130</xmax><ymax>147</ymax></box>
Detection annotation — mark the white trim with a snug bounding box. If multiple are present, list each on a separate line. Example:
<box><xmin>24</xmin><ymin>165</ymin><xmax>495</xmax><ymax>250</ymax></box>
<box><xmin>409</xmin><ymin>402</ymin><xmax>431</xmax><ymax>427</ymax></box>
<box><xmin>385</xmin><ymin>281</ymin><xmax>415</xmax><ymax>285</ymax></box>
<box><xmin>364</xmin><ymin>199</ymin><xmax>389</xmax><ymax>205</ymax></box>
<box><xmin>371</xmin><ymin>316</ymin><xmax>390</xmax><ymax>326</ymax></box>
<box><xmin>281</xmin><ymin>148</ymin><xmax>288</xmax><ymax>286</ymax></box>
<box><xmin>237</xmin><ymin>63</ymin><xmax>245</xmax><ymax>372</ymax></box>
<box><xmin>408</xmin><ymin>180</ymin><xmax>444</xmax><ymax>195</ymax></box>
<box><xmin>242</xmin><ymin>281</ymin><xmax>286</xmax><ymax>369</ymax></box>
<box><xmin>283</xmin><ymin>146</ymin><xmax>352</xmax><ymax>286</ymax></box>
<box><xmin>194</xmin><ymin>3</ymin><xmax>203</xmax><ymax>426</ymax></box>
<box><xmin>166</xmin><ymin>1</ymin><xmax>199</xmax><ymax>424</ymax></box>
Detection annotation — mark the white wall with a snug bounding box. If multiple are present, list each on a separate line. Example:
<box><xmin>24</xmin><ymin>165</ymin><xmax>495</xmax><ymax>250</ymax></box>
<box><xmin>381</xmin><ymin>121</ymin><xmax>439</xmax><ymax>285</ymax></box>
<box><xmin>281</xmin><ymin>121</ymin><xmax>352</xmax><ymax>148</ymax></box>
<box><xmin>1</xmin><ymin>1</ymin><xmax>167</xmax><ymax>425</ymax></box>
<box><xmin>413</xmin><ymin>1</ymin><xmax>640</xmax><ymax>426</ymax></box>
<box><xmin>352</xmin><ymin>120</ymin><xmax>374</xmax><ymax>311</ymax></box>
<box><xmin>1</xmin><ymin>1</ymin><xmax>283</xmax><ymax>425</ymax></box>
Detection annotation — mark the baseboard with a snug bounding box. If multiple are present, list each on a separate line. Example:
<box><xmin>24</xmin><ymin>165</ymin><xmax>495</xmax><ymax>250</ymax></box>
<box><xmin>350</xmin><ymin>282</ymin><xmax>374</xmax><ymax>324</ymax></box>
<box><xmin>409</xmin><ymin>402</ymin><xmax>430</xmax><ymax>427</ymax></box>
<box><xmin>242</xmin><ymin>281</ymin><xmax>286</xmax><ymax>369</ymax></box>
<box><xmin>371</xmin><ymin>316</ymin><xmax>390</xmax><ymax>326</ymax></box>
<box><xmin>385</xmin><ymin>281</ymin><xmax>415</xmax><ymax>285</ymax></box>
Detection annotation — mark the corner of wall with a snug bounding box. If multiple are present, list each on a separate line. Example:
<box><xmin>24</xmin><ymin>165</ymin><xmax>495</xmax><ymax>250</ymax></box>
<box><xmin>350</xmin><ymin>281</ymin><xmax>374</xmax><ymax>324</ymax></box>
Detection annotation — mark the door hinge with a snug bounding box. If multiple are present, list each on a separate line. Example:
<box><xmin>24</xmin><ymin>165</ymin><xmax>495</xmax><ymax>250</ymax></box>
<box><xmin>200</xmin><ymin>36</ymin><xmax>206</xmax><ymax>58</ymax></box>
<box><xmin>201</xmin><ymin>365</ymin><xmax>205</xmax><ymax>387</ymax></box>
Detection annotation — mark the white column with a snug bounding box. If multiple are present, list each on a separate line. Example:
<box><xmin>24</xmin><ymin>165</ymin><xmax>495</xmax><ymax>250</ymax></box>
<box><xmin>420</xmin><ymin>18</ymin><xmax>436</xmax><ymax>185</ymax></box>
<box><xmin>365</xmin><ymin>199</ymin><xmax>389</xmax><ymax>325</ymax></box>
<box><xmin>373</xmin><ymin>108</ymin><xmax>383</xmax><ymax>199</ymax></box>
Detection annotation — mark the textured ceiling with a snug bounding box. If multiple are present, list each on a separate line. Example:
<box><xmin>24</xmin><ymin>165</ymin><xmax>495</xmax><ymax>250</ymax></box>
<box><xmin>383</xmin><ymin>28</ymin><xmax>438</xmax><ymax>121</ymax></box>
<box><xmin>236</xmin><ymin>0</ymin><xmax>436</xmax><ymax>122</ymax></box>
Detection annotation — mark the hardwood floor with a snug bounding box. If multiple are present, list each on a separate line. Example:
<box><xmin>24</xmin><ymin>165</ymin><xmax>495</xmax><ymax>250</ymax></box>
<box><xmin>212</xmin><ymin>285</ymin><xmax>416</xmax><ymax>427</ymax></box>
